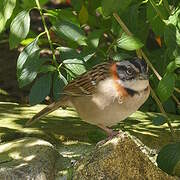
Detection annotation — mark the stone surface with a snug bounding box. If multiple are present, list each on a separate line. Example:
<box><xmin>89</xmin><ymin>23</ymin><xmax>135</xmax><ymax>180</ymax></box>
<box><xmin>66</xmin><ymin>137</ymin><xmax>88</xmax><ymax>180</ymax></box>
<box><xmin>0</xmin><ymin>137</ymin><xmax>61</xmax><ymax>180</ymax></box>
<box><xmin>73</xmin><ymin>132</ymin><xmax>177</xmax><ymax>180</ymax></box>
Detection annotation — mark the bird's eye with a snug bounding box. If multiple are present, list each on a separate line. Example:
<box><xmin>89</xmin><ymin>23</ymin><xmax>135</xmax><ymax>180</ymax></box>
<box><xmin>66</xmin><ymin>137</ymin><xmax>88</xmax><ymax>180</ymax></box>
<box><xmin>126</xmin><ymin>68</ymin><xmax>133</xmax><ymax>75</ymax></box>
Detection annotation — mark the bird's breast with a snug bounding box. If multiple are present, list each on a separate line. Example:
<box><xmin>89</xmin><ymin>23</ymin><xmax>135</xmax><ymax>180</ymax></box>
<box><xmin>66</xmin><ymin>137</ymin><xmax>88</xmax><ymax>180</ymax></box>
<box><xmin>70</xmin><ymin>86</ymin><xmax>150</xmax><ymax>127</ymax></box>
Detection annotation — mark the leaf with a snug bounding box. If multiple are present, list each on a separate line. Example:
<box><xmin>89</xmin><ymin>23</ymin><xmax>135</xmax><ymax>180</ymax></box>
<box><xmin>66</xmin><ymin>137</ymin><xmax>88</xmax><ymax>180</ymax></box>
<box><xmin>58</xmin><ymin>46</ymin><xmax>95</xmax><ymax>63</ymax></box>
<box><xmin>146</xmin><ymin>1</ymin><xmax>168</xmax><ymax>35</ymax></box>
<box><xmin>21</xmin><ymin>0</ymin><xmax>48</xmax><ymax>9</ymax></box>
<box><xmin>58</xmin><ymin>47</ymin><xmax>83</xmax><ymax>61</ymax></box>
<box><xmin>111</xmin><ymin>53</ymin><xmax>132</xmax><ymax>61</ymax></box>
<box><xmin>20</xmin><ymin>38</ymin><xmax>35</xmax><ymax>46</ymax></box>
<box><xmin>9</xmin><ymin>10</ymin><xmax>30</xmax><ymax>49</ymax></box>
<box><xmin>167</xmin><ymin>57</ymin><xmax>180</xmax><ymax>73</ymax></box>
<box><xmin>157</xmin><ymin>73</ymin><xmax>176</xmax><ymax>102</ymax></box>
<box><xmin>101</xmin><ymin>0</ymin><xmax>132</xmax><ymax>16</ymax></box>
<box><xmin>71</xmin><ymin>0</ymin><xmax>83</xmax><ymax>11</ymax></box>
<box><xmin>53</xmin><ymin>20</ymin><xmax>86</xmax><ymax>46</ymax></box>
<box><xmin>164</xmin><ymin>98</ymin><xmax>176</xmax><ymax>114</ymax></box>
<box><xmin>83</xmin><ymin>52</ymin><xmax>95</xmax><ymax>62</ymax></box>
<box><xmin>152</xmin><ymin>115</ymin><xmax>166</xmax><ymax>126</ymax></box>
<box><xmin>63</xmin><ymin>59</ymin><xmax>86</xmax><ymax>76</ymax></box>
<box><xmin>53</xmin><ymin>72</ymin><xmax>67</xmax><ymax>100</ymax></box>
<box><xmin>79</xmin><ymin>5</ymin><xmax>88</xmax><ymax>24</ymax></box>
<box><xmin>117</xmin><ymin>33</ymin><xmax>144</xmax><ymax>51</ymax></box>
<box><xmin>18</xmin><ymin>50</ymin><xmax>40</xmax><ymax>88</ymax></box>
<box><xmin>39</xmin><ymin>65</ymin><xmax>56</xmax><ymax>73</ymax></box>
<box><xmin>157</xmin><ymin>142</ymin><xmax>180</xmax><ymax>176</ymax></box>
<box><xmin>29</xmin><ymin>73</ymin><xmax>52</xmax><ymax>105</ymax></box>
<box><xmin>46</xmin><ymin>9</ymin><xmax>79</xmax><ymax>26</ymax></box>
<box><xmin>18</xmin><ymin>53</ymin><xmax>50</xmax><ymax>88</ymax></box>
<box><xmin>87</xmin><ymin>29</ymin><xmax>103</xmax><ymax>49</ymax></box>
<box><xmin>147</xmin><ymin>4</ymin><xmax>165</xmax><ymax>36</ymax></box>
<box><xmin>121</xmin><ymin>4</ymin><xmax>139</xmax><ymax>34</ymax></box>
<box><xmin>0</xmin><ymin>0</ymin><xmax>16</xmax><ymax>33</ymax></box>
<box><xmin>164</xmin><ymin>24</ymin><xmax>176</xmax><ymax>50</ymax></box>
<box><xmin>167</xmin><ymin>9</ymin><xmax>180</xmax><ymax>26</ymax></box>
<box><xmin>17</xmin><ymin>38</ymin><xmax>39</xmax><ymax>85</ymax></box>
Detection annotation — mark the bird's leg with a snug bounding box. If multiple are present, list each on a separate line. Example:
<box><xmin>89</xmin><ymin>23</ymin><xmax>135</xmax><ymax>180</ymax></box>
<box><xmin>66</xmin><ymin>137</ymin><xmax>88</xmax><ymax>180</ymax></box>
<box><xmin>96</xmin><ymin>124</ymin><xmax>119</xmax><ymax>146</ymax></box>
<box><xmin>97</xmin><ymin>124</ymin><xmax>118</xmax><ymax>137</ymax></box>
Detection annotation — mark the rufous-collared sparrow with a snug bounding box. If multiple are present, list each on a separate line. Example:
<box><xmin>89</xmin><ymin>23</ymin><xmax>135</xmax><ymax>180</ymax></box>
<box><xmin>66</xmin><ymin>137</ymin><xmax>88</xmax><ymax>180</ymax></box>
<box><xmin>26</xmin><ymin>57</ymin><xmax>150</xmax><ymax>136</ymax></box>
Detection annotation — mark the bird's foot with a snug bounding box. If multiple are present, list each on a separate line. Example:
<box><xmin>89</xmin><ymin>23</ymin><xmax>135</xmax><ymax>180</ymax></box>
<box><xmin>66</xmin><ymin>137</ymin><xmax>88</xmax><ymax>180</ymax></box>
<box><xmin>96</xmin><ymin>124</ymin><xmax>119</xmax><ymax>147</ymax></box>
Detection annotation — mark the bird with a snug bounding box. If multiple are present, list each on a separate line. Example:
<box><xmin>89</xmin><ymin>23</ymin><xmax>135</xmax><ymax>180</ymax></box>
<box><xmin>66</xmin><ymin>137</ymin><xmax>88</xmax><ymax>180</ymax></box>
<box><xmin>26</xmin><ymin>57</ymin><xmax>150</xmax><ymax>137</ymax></box>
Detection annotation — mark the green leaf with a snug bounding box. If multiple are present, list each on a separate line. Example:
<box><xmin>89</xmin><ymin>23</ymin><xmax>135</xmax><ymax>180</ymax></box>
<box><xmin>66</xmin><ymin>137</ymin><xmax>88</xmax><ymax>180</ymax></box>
<box><xmin>87</xmin><ymin>29</ymin><xmax>103</xmax><ymax>49</ymax></box>
<box><xmin>53</xmin><ymin>20</ymin><xmax>86</xmax><ymax>46</ymax></box>
<box><xmin>164</xmin><ymin>24</ymin><xmax>176</xmax><ymax>50</ymax></box>
<box><xmin>18</xmin><ymin>50</ymin><xmax>40</xmax><ymax>88</ymax></box>
<box><xmin>157</xmin><ymin>73</ymin><xmax>176</xmax><ymax>102</ymax></box>
<box><xmin>102</xmin><ymin>0</ymin><xmax>132</xmax><ymax>16</ymax></box>
<box><xmin>29</xmin><ymin>73</ymin><xmax>52</xmax><ymax>105</ymax></box>
<box><xmin>117</xmin><ymin>33</ymin><xmax>144</xmax><ymax>51</ymax></box>
<box><xmin>58</xmin><ymin>47</ymin><xmax>83</xmax><ymax>61</ymax></box>
<box><xmin>46</xmin><ymin>9</ymin><xmax>79</xmax><ymax>26</ymax></box>
<box><xmin>53</xmin><ymin>72</ymin><xmax>67</xmax><ymax>100</ymax></box>
<box><xmin>152</xmin><ymin>115</ymin><xmax>166</xmax><ymax>126</ymax></box>
<box><xmin>18</xmin><ymin>54</ymin><xmax>50</xmax><ymax>88</ymax></box>
<box><xmin>0</xmin><ymin>0</ymin><xmax>16</xmax><ymax>33</ymax></box>
<box><xmin>17</xmin><ymin>38</ymin><xmax>39</xmax><ymax>84</ymax></box>
<box><xmin>9</xmin><ymin>10</ymin><xmax>30</xmax><ymax>49</ymax></box>
<box><xmin>83</xmin><ymin>52</ymin><xmax>95</xmax><ymax>62</ymax></box>
<box><xmin>111</xmin><ymin>53</ymin><xmax>132</xmax><ymax>61</ymax></box>
<box><xmin>168</xmin><ymin>8</ymin><xmax>180</xmax><ymax>26</ymax></box>
<box><xmin>157</xmin><ymin>142</ymin><xmax>180</xmax><ymax>176</ymax></box>
<box><xmin>71</xmin><ymin>0</ymin><xmax>83</xmax><ymax>11</ymax></box>
<box><xmin>63</xmin><ymin>59</ymin><xmax>86</xmax><ymax>76</ymax></box>
<box><xmin>147</xmin><ymin>3</ymin><xmax>165</xmax><ymax>36</ymax></box>
<box><xmin>20</xmin><ymin>38</ymin><xmax>35</xmax><ymax>46</ymax></box>
<box><xmin>121</xmin><ymin>4</ymin><xmax>139</xmax><ymax>34</ymax></box>
<box><xmin>39</xmin><ymin>65</ymin><xmax>56</xmax><ymax>73</ymax></box>
<box><xmin>58</xmin><ymin>46</ymin><xmax>95</xmax><ymax>63</ymax></box>
<box><xmin>79</xmin><ymin>5</ymin><xmax>88</xmax><ymax>24</ymax></box>
<box><xmin>167</xmin><ymin>57</ymin><xmax>180</xmax><ymax>73</ymax></box>
<box><xmin>21</xmin><ymin>0</ymin><xmax>48</xmax><ymax>9</ymax></box>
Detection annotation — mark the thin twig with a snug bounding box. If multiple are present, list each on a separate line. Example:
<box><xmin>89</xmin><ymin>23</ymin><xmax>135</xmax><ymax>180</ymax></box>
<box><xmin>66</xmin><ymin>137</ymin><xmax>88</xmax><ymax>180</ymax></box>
<box><xmin>150</xmin><ymin>87</ymin><xmax>176</xmax><ymax>140</ymax></box>
<box><xmin>113</xmin><ymin>12</ymin><xmax>176</xmax><ymax>140</ymax></box>
<box><xmin>172</xmin><ymin>94</ymin><xmax>180</xmax><ymax>106</ymax></box>
<box><xmin>35</xmin><ymin>0</ymin><xmax>58</xmax><ymax>68</ymax></box>
<box><xmin>175</xmin><ymin>87</ymin><xmax>180</xmax><ymax>93</ymax></box>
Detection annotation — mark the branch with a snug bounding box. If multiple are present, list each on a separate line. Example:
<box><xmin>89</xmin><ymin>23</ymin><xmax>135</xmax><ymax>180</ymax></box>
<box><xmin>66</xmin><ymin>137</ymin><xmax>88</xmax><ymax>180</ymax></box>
<box><xmin>113</xmin><ymin>13</ymin><xmax>176</xmax><ymax>140</ymax></box>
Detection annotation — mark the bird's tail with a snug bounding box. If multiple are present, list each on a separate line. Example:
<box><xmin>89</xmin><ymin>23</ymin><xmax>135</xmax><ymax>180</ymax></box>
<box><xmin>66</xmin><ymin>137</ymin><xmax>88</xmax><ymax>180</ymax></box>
<box><xmin>26</xmin><ymin>97</ymin><xmax>67</xmax><ymax>126</ymax></box>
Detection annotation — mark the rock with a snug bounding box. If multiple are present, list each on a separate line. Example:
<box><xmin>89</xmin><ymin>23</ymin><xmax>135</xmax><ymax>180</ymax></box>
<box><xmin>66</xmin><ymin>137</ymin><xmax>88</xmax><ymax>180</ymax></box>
<box><xmin>73</xmin><ymin>131</ymin><xmax>177</xmax><ymax>180</ymax></box>
<box><xmin>0</xmin><ymin>137</ymin><xmax>61</xmax><ymax>180</ymax></box>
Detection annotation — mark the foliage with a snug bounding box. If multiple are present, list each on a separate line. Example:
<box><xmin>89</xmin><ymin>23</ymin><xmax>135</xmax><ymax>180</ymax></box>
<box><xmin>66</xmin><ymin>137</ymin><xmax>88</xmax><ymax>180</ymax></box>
<box><xmin>0</xmin><ymin>0</ymin><xmax>180</xmax><ymax>176</ymax></box>
<box><xmin>157</xmin><ymin>142</ymin><xmax>180</xmax><ymax>176</ymax></box>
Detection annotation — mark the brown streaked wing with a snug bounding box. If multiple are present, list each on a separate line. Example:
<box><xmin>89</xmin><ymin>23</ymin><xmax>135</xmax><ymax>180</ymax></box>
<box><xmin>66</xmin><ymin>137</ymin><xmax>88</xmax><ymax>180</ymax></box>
<box><xmin>64</xmin><ymin>62</ymin><xmax>112</xmax><ymax>96</ymax></box>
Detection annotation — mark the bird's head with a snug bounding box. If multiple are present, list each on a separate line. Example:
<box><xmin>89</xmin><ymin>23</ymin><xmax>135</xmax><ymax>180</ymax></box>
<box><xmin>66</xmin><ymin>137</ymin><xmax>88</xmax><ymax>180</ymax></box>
<box><xmin>112</xmin><ymin>57</ymin><xmax>149</xmax><ymax>93</ymax></box>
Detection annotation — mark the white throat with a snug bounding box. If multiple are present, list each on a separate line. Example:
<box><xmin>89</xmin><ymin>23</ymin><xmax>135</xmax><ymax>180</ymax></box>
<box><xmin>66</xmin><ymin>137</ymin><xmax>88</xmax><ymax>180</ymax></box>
<box><xmin>117</xmin><ymin>79</ymin><xmax>149</xmax><ymax>91</ymax></box>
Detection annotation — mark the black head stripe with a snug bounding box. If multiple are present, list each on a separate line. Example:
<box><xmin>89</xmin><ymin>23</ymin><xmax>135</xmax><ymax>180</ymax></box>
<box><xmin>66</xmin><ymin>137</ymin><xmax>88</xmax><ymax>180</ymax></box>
<box><xmin>130</xmin><ymin>61</ymin><xmax>141</xmax><ymax>72</ymax></box>
<box><xmin>129</xmin><ymin>58</ymin><xmax>147</xmax><ymax>73</ymax></box>
<box><xmin>125</xmin><ymin>87</ymin><xmax>139</xmax><ymax>97</ymax></box>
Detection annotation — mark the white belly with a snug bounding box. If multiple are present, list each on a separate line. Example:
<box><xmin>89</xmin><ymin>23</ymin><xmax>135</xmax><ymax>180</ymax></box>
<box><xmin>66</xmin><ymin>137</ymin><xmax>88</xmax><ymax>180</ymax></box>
<box><xmin>70</xmin><ymin>88</ymin><xmax>150</xmax><ymax>127</ymax></box>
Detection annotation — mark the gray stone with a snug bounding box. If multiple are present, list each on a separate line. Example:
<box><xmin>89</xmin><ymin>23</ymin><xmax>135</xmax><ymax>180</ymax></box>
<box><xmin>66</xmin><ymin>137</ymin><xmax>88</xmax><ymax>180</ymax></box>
<box><xmin>0</xmin><ymin>137</ymin><xmax>61</xmax><ymax>180</ymax></box>
<box><xmin>73</xmin><ymin>131</ymin><xmax>178</xmax><ymax>180</ymax></box>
